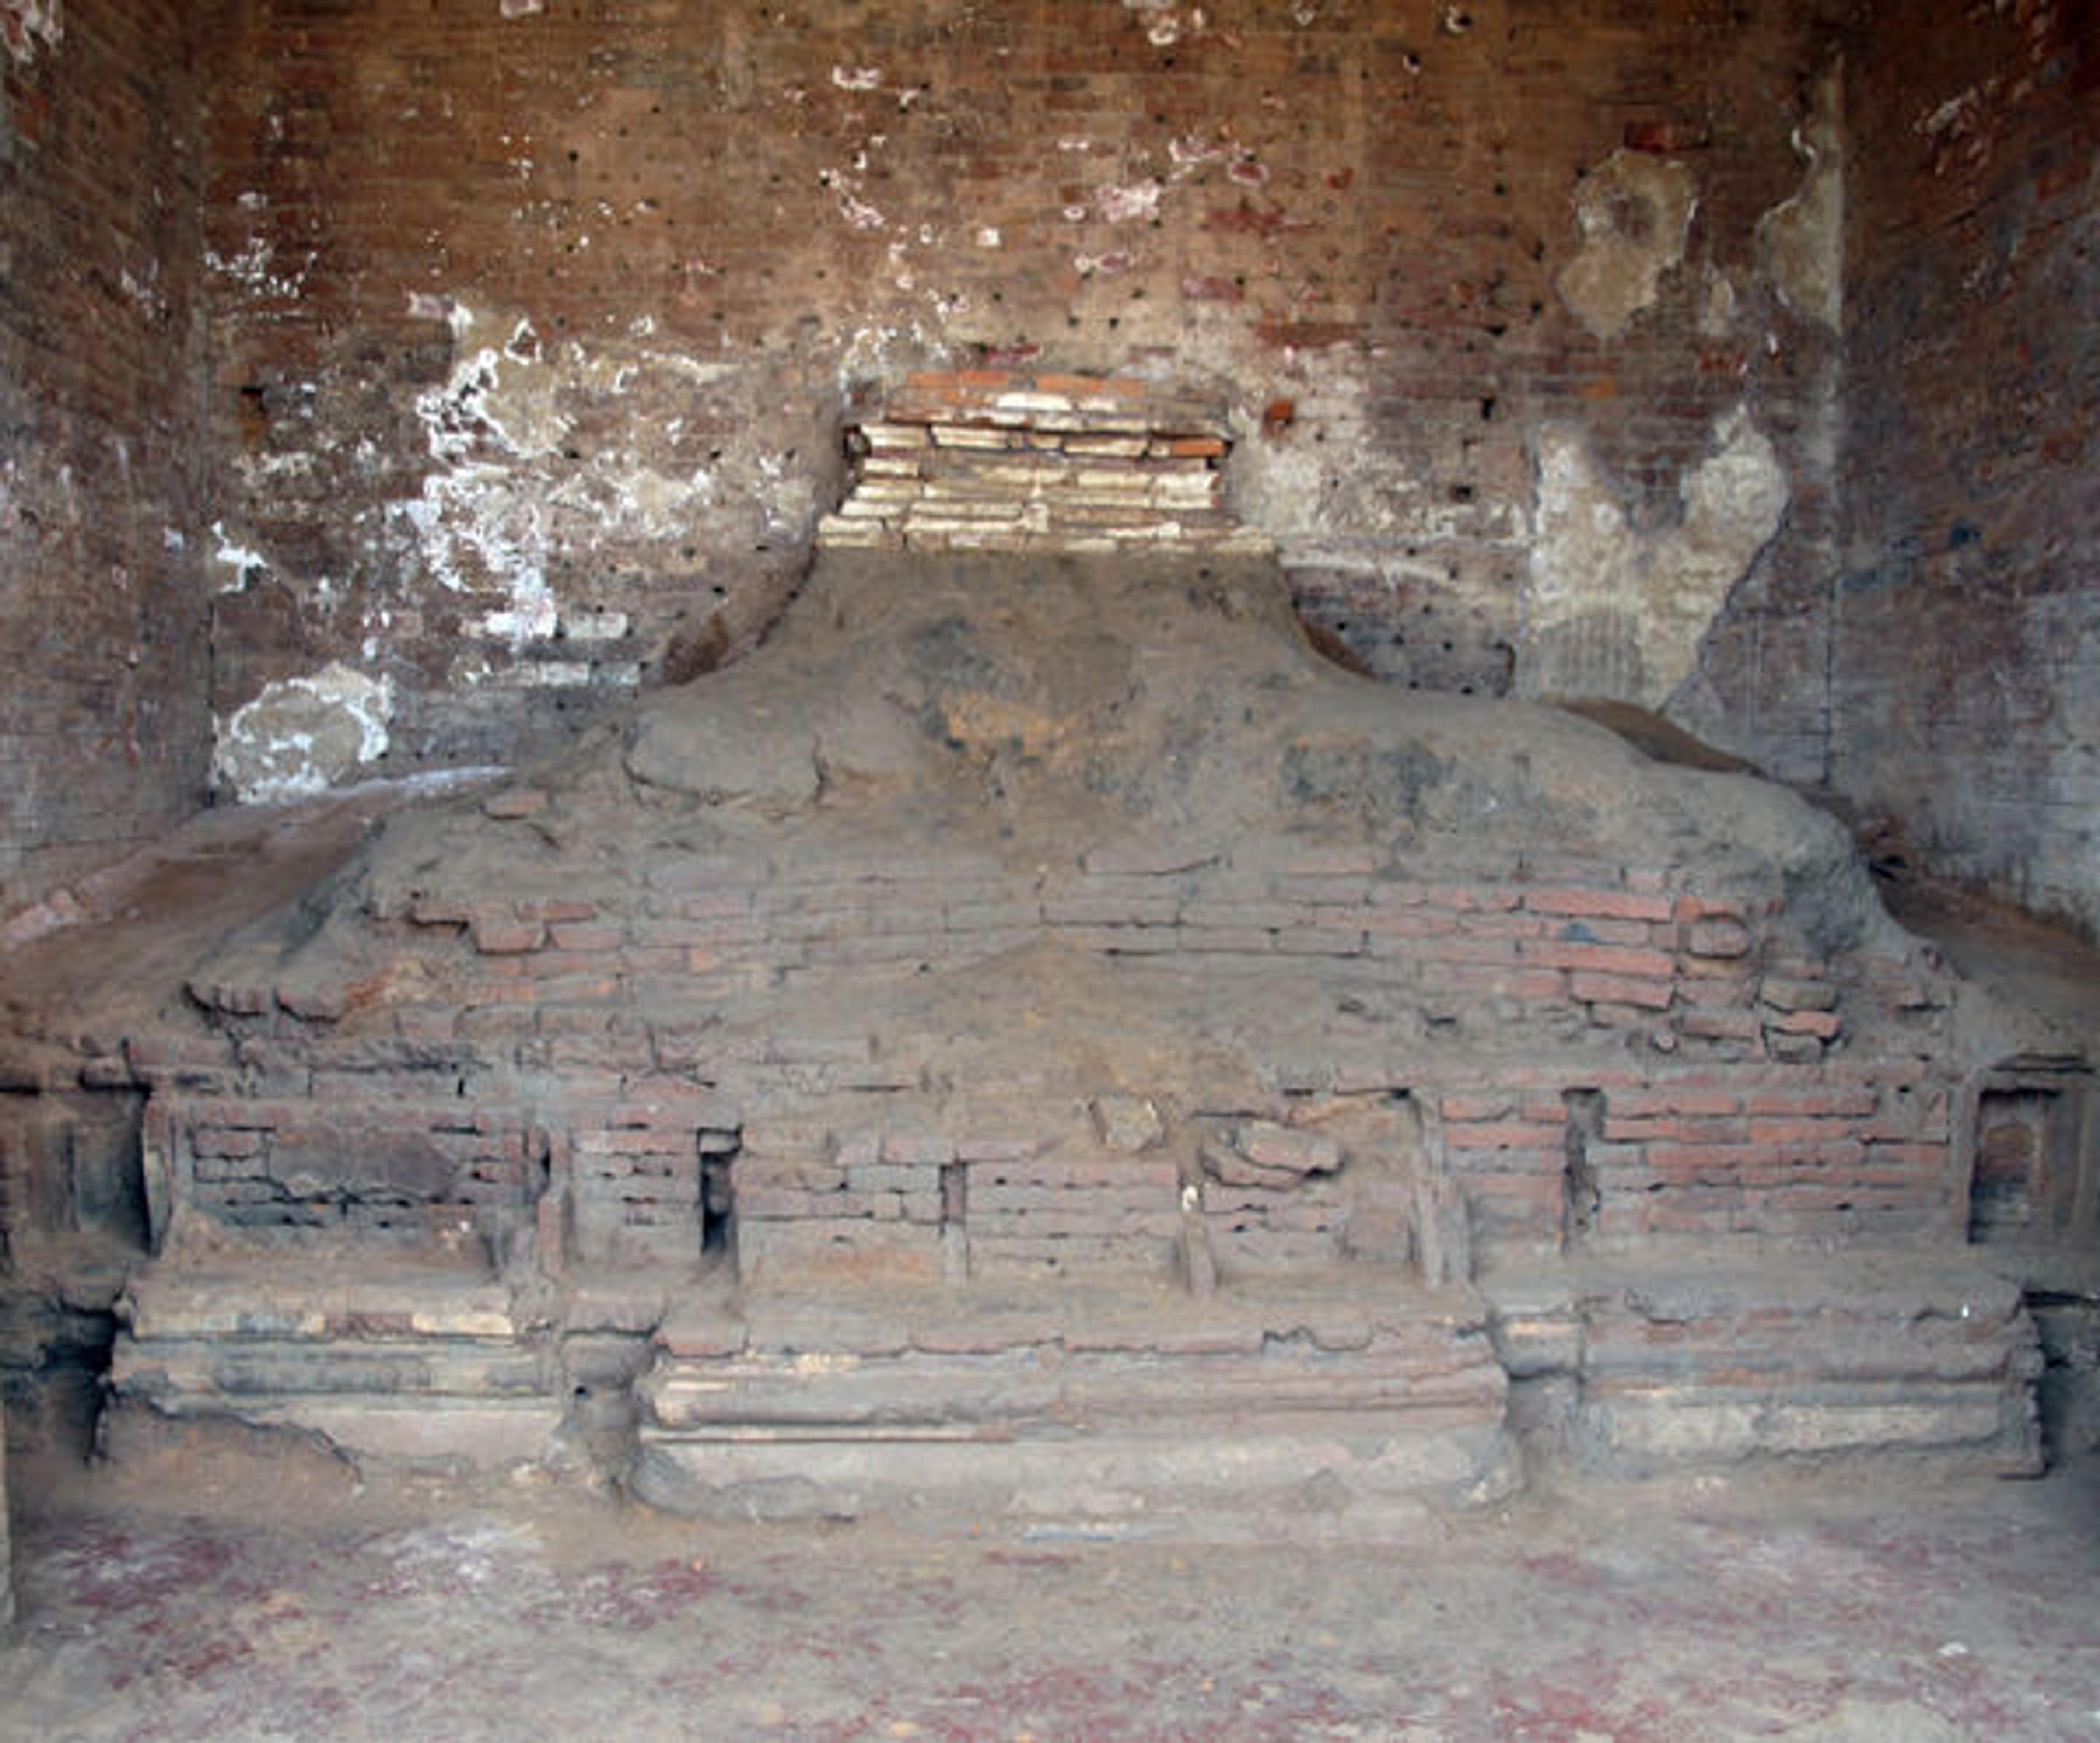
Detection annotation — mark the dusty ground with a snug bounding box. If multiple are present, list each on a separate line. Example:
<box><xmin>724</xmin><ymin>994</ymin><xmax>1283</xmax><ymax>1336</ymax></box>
<box><xmin>4</xmin><ymin>1439</ymin><xmax>2098</xmax><ymax>1742</ymax></box>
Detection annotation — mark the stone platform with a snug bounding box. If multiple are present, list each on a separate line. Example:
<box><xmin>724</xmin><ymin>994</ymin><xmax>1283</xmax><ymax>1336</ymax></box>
<box><xmin>631</xmin><ymin>1271</ymin><xmax>1513</xmax><ymax>1531</ymax></box>
<box><xmin>103</xmin><ymin>1240</ymin><xmax>2048</xmax><ymax>1529</ymax></box>
<box><xmin>1488</xmin><ymin>1250</ymin><xmax>2043</xmax><ymax>1476</ymax></box>
<box><xmin>109</xmin><ymin>1257</ymin><xmax>568</xmax><ymax>1474</ymax></box>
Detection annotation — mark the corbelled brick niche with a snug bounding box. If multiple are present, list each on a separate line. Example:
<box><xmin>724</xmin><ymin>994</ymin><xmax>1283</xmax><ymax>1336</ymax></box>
<box><xmin>101</xmin><ymin>400</ymin><xmax>2049</xmax><ymax>1528</ymax></box>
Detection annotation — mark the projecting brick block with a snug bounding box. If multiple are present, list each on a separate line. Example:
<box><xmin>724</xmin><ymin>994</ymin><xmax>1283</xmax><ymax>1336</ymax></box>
<box><xmin>1760</xmin><ymin>976</ymin><xmax>1838</xmax><ymax>1012</ymax></box>
<box><xmin>1237</xmin><ymin>1122</ymin><xmax>1343</xmax><ymax>1175</ymax></box>
<box><xmin>1572</xmin><ymin>972</ymin><xmax>1676</xmax><ymax>1010</ymax></box>
<box><xmin>1684</xmin><ymin>918</ymin><xmax>1753</xmax><ymax>958</ymax></box>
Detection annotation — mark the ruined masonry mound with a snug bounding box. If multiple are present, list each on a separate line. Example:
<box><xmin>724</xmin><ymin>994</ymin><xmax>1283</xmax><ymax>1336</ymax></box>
<box><xmin>108</xmin><ymin>549</ymin><xmax>2038</xmax><ymax>1519</ymax></box>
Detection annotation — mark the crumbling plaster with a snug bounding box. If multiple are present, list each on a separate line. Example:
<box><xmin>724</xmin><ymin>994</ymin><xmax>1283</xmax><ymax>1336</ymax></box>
<box><xmin>184</xmin><ymin>4</ymin><xmax>1859</xmax><ymax>824</ymax></box>
<box><xmin>1</xmin><ymin>0</ymin><xmax>60</xmax><ymax>66</ymax></box>
<box><xmin>1555</xmin><ymin>150</ymin><xmax>1698</xmax><ymax>342</ymax></box>
<box><xmin>1525</xmin><ymin>410</ymin><xmax>1790</xmax><ymax>710</ymax></box>
<box><xmin>1757</xmin><ymin>62</ymin><xmax>1845</xmax><ymax>333</ymax></box>
<box><xmin>211</xmin><ymin>662</ymin><xmax>393</xmax><ymax>804</ymax></box>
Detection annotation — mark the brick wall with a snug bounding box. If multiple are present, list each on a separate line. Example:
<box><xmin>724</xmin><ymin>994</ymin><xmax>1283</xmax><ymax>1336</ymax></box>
<box><xmin>1836</xmin><ymin>0</ymin><xmax>2100</xmax><ymax>937</ymax></box>
<box><xmin>200</xmin><ymin>0</ymin><xmax>1849</xmax><ymax>789</ymax></box>
<box><xmin>145</xmin><ymin>831</ymin><xmax>1957</xmax><ymax>1274</ymax></box>
<box><xmin>0</xmin><ymin>1</ymin><xmax>210</xmax><ymax>910</ymax></box>
<box><xmin>9</xmin><ymin>4</ymin><xmax>2086</xmax><ymax>949</ymax></box>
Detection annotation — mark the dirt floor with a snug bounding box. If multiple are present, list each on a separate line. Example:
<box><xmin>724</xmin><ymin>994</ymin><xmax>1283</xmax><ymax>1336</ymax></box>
<box><xmin>4</xmin><ymin>1439</ymin><xmax>2098</xmax><ymax>1742</ymax></box>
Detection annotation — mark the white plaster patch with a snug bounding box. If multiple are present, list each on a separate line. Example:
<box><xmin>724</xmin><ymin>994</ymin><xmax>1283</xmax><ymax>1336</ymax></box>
<box><xmin>1696</xmin><ymin>266</ymin><xmax>1739</xmax><ymax>340</ymax></box>
<box><xmin>212</xmin><ymin>521</ymin><xmax>268</xmax><ymax>591</ymax></box>
<box><xmin>558</xmin><ymin>610</ymin><xmax>629</xmax><ymax>644</ymax></box>
<box><xmin>212</xmin><ymin>664</ymin><xmax>394</xmax><ymax>803</ymax></box>
<box><xmin>1168</xmin><ymin>135</ymin><xmax>1229</xmax><ymax>172</ymax></box>
<box><xmin>1075</xmin><ymin>250</ymin><xmax>1135</xmax><ymax>278</ymax></box>
<box><xmin>1756</xmin><ymin>61</ymin><xmax>1844</xmax><ymax>333</ymax></box>
<box><xmin>393</xmin><ymin>302</ymin><xmax>743</xmax><ymax>656</ymax></box>
<box><xmin>119</xmin><ymin>264</ymin><xmax>169</xmax><ymax>324</ymax></box>
<box><xmin>1525</xmin><ymin>408</ymin><xmax>1788</xmax><ymax>707</ymax></box>
<box><xmin>1096</xmin><ymin>179</ymin><xmax>1163</xmax><ymax>224</ymax></box>
<box><xmin>205</xmin><ymin>237</ymin><xmax>313</xmax><ymax>302</ymax></box>
<box><xmin>2</xmin><ymin>0</ymin><xmax>62</xmax><ymax>66</ymax></box>
<box><xmin>1555</xmin><ymin>150</ymin><xmax>1697</xmax><ymax>341</ymax></box>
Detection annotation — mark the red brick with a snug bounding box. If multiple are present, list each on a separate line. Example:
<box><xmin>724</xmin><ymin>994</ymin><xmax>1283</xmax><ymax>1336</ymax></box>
<box><xmin>1444</xmin><ymin>1120</ymin><xmax>1566</xmax><ymax>1150</ymax></box>
<box><xmin>1771</xmin><ymin>1010</ymin><xmax>1843</xmax><ymax>1039</ymax></box>
<box><xmin>471</xmin><ymin>914</ymin><xmax>547</xmax><ymax>955</ymax></box>
<box><xmin>1524</xmin><ymin>887</ymin><xmax>1677</xmax><ymax>924</ymax></box>
<box><xmin>1570</xmin><ymin>972</ymin><xmax>1675</xmax><ymax>1011</ymax></box>
<box><xmin>1531</xmin><ymin>941</ymin><xmax>1678</xmax><ymax>978</ymax></box>
<box><xmin>1609</xmin><ymin>1087</ymin><xmax>1742</xmax><ymax>1118</ymax></box>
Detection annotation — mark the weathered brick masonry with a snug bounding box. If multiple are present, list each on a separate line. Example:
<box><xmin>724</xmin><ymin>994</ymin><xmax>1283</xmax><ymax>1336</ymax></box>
<box><xmin>4</xmin><ymin>1</ymin><xmax>2092</xmax><ymax>953</ymax></box>
<box><xmin>1837</xmin><ymin>0</ymin><xmax>2100</xmax><ymax>936</ymax></box>
<box><xmin>1</xmin><ymin>2</ymin><xmax>2093</xmax><ymax>1521</ymax></box>
<box><xmin>195</xmin><ymin>0</ymin><xmax>1848</xmax><ymax>792</ymax></box>
<box><xmin>153</xmin><ymin>837</ymin><xmax>1958</xmax><ymax>1276</ymax></box>
<box><xmin>42</xmin><ymin>533</ymin><xmax>2070</xmax><ymax>1507</ymax></box>
<box><xmin>0</xmin><ymin>1</ymin><xmax>211</xmax><ymax>908</ymax></box>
